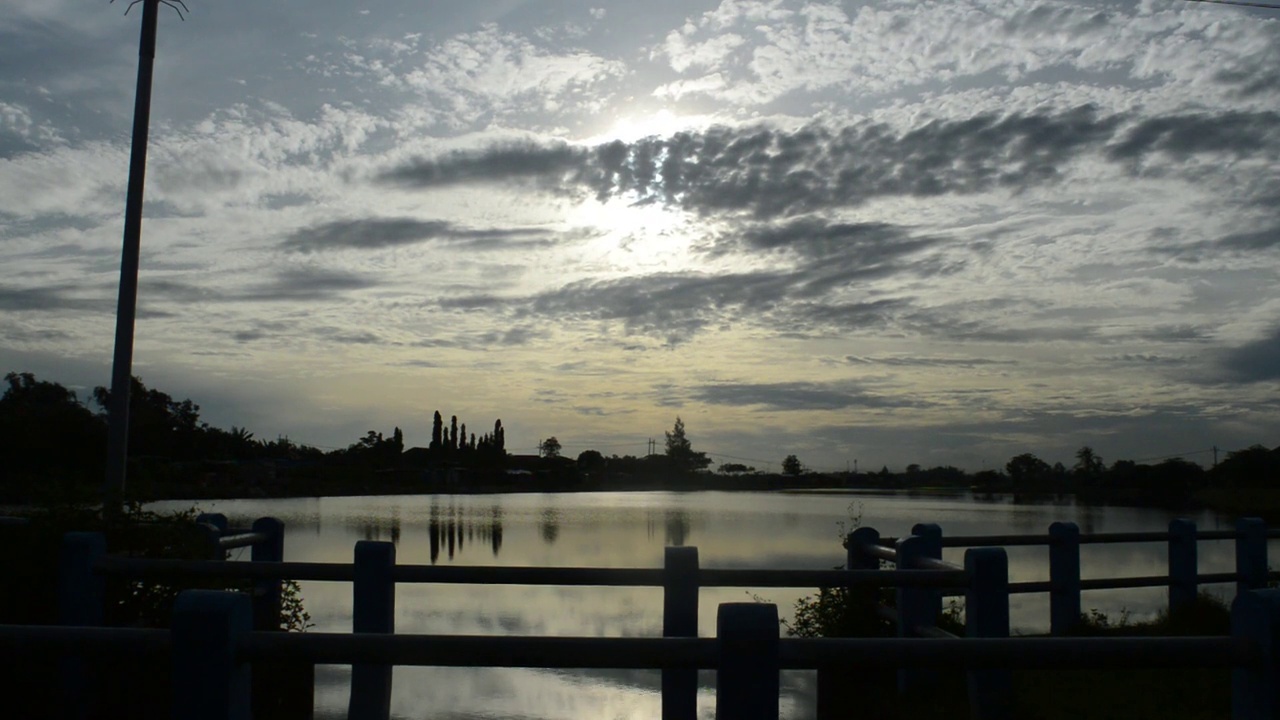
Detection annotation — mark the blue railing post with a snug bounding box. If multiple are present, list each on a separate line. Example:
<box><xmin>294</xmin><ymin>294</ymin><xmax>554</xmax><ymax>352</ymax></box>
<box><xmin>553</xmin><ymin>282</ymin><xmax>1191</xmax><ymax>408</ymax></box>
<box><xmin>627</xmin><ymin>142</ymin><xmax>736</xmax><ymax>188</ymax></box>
<box><xmin>715</xmin><ymin>603</ymin><xmax>779</xmax><ymax>720</ymax></box>
<box><xmin>197</xmin><ymin>512</ymin><xmax>229</xmax><ymax>533</ymax></box>
<box><xmin>59</xmin><ymin>531</ymin><xmax>106</xmax><ymax>720</ymax></box>
<box><xmin>965</xmin><ymin>547</ymin><xmax>1011</xmax><ymax>720</ymax></box>
<box><xmin>1231</xmin><ymin>588</ymin><xmax>1280</xmax><ymax>720</ymax></box>
<box><xmin>171</xmin><ymin>590</ymin><xmax>252</xmax><ymax>720</ymax></box>
<box><xmin>1168</xmin><ymin>518</ymin><xmax>1198</xmax><ymax>614</ymax></box>
<box><xmin>846</xmin><ymin>527</ymin><xmax>880</xmax><ymax>570</ymax></box>
<box><xmin>59</xmin><ymin>531</ymin><xmax>106</xmax><ymax>627</ymax></box>
<box><xmin>1049</xmin><ymin>521</ymin><xmax>1081</xmax><ymax>635</ymax></box>
<box><xmin>349</xmin><ymin>540</ymin><xmax>396</xmax><ymax>720</ymax></box>
<box><xmin>251</xmin><ymin>517</ymin><xmax>285</xmax><ymax>631</ymax></box>
<box><xmin>1236</xmin><ymin>518</ymin><xmax>1268</xmax><ymax>597</ymax></box>
<box><xmin>198</xmin><ymin>515</ymin><xmax>225</xmax><ymax>560</ymax></box>
<box><xmin>663</xmin><ymin>546</ymin><xmax>699</xmax><ymax>720</ymax></box>
<box><xmin>912</xmin><ymin>522</ymin><xmax>944</xmax><ymax>620</ymax></box>
<box><xmin>896</xmin><ymin>534</ymin><xmax>934</xmax><ymax>693</ymax></box>
<box><xmin>816</xmin><ymin>527</ymin><xmax>881</xmax><ymax>718</ymax></box>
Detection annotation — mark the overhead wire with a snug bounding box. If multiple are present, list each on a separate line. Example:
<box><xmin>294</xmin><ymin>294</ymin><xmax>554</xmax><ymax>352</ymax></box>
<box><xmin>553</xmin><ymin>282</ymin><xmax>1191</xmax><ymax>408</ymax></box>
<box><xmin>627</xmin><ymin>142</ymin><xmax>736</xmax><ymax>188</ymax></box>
<box><xmin>1176</xmin><ymin>0</ymin><xmax>1280</xmax><ymax>9</ymax></box>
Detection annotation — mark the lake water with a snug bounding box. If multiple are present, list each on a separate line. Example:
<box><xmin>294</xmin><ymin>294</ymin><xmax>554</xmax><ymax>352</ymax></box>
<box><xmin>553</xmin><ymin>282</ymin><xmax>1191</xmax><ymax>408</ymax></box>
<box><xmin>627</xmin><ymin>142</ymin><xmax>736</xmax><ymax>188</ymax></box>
<box><xmin>151</xmin><ymin>490</ymin><xmax>1260</xmax><ymax>720</ymax></box>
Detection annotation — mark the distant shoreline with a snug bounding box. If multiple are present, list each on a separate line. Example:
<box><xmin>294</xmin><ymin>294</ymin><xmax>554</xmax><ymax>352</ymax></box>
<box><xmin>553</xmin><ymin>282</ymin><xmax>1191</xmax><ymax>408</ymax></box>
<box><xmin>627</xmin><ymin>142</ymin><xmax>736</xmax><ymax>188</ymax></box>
<box><xmin>78</xmin><ymin>474</ymin><xmax>1280</xmax><ymax>523</ymax></box>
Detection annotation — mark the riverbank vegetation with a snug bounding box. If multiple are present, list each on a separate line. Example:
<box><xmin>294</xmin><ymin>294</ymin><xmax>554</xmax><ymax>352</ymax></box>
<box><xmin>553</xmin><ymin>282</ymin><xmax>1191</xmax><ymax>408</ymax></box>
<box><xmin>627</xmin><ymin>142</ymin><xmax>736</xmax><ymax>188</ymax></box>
<box><xmin>0</xmin><ymin>500</ymin><xmax>313</xmax><ymax>719</ymax></box>
<box><xmin>788</xmin><ymin>580</ymin><xmax>1233</xmax><ymax>719</ymax></box>
<box><xmin>3</xmin><ymin>371</ymin><xmax>1278</xmax><ymax>521</ymax></box>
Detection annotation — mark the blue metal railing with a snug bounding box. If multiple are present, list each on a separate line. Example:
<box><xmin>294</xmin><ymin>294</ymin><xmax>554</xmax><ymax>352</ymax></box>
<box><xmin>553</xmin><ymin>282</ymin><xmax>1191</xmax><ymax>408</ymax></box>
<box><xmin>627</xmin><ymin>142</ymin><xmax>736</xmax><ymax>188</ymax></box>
<box><xmin>4</xmin><ymin>514</ymin><xmax>1278</xmax><ymax>720</ymax></box>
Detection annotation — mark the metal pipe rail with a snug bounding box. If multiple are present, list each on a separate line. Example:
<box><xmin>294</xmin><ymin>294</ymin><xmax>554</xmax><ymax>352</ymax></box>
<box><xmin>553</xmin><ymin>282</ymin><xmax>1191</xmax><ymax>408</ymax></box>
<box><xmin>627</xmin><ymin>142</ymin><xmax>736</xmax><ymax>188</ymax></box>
<box><xmin>5</xmin><ymin>624</ymin><xmax>1249</xmax><ymax>672</ymax></box>
<box><xmin>218</xmin><ymin>531</ymin><xmax>269</xmax><ymax>550</ymax></box>
<box><xmin>242</xmin><ymin>632</ymin><xmax>1258</xmax><ymax>670</ymax></box>
<box><xmin>782</xmin><ymin>636</ymin><xmax>1259</xmax><ymax>669</ymax></box>
<box><xmin>95</xmin><ymin>556</ymin><xmax>968</xmax><ymax>588</ymax></box>
<box><xmin>926</xmin><ymin>528</ymin><xmax>1280</xmax><ymax>548</ymax></box>
<box><xmin>0</xmin><ymin>624</ymin><xmax>170</xmax><ymax>659</ymax></box>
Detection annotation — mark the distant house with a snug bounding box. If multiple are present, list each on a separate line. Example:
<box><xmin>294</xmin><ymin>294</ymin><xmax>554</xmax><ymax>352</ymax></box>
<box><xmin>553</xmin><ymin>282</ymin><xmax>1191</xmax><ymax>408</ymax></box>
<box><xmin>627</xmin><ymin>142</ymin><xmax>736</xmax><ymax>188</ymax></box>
<box><xmin>402</xmin><ymin>446</ymin><xmax>432</xmax><ymax>468</ymax></box>
<box><xmin>505</xmin><ymin>454</ymin><xmax>543</xmax><ymax>471</ymax></box>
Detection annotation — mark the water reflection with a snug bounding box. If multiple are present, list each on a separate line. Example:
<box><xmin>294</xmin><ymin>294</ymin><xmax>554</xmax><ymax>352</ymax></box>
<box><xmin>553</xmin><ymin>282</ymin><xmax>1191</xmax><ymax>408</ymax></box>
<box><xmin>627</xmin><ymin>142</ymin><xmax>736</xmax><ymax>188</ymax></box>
<box><xmin>427</xmin><ymin>502</ymin><xmax>505</xmax><ymax>563</ymax></box>
<box><xmin>353</xmin><ymin>509</ymin><xmax>400</xmax><ymax>544</ymax></box>
<box><xmin>540</xmin><ymin>508</ymin><xmax>560</xmax><ymax>544</ymax></box>
<box><xmin>150</xmin><ymin>490</ymin><xmax>1278</xmax><ymax>720</ymax></box>
<box><xmin>645</xmin><ymin>509</ymin><xmax>691</xmax><ymax>546</ymax></box>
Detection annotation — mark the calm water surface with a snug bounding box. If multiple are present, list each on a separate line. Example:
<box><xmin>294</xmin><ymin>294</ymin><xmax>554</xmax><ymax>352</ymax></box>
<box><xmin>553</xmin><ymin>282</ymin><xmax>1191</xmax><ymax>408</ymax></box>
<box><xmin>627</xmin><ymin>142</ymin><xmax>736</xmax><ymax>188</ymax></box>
<box><xmin>152</xmin><ymin>490</ymin><xmax>1255</xmax><ymax>720</ymax></box>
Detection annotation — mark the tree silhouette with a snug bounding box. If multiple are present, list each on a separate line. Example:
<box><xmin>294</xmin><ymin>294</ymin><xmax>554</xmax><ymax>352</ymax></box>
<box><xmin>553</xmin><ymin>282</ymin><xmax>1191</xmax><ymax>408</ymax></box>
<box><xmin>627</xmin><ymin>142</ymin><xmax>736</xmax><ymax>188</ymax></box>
<box><xmin>664</xmin><ymin>416</ymin><xmax>710</xmax><ymax>473</ymax></box>
<box><xmin>93</xmin><ymin>375</ymin><xmax>202</xmax><ymax>460</ymax></box>
<box><xmin>1074</xmin><ymin>446</ymin><xmax>1105</xmax><ymax>479</ymax></box>
<box><xmin>1006</xmin><ymin>453</ymin><xmax>1051</xmax><ymax>485</ymax></box>
<box><xmin>540</xmin><ymin>436</ymin><xmax>562</xmax><ymax>458</ymax></box>
<box><xmin>1</xmin><ymin>372</ymin><xmax>105</xmax><ymax>490</ymax></box>
<box><xmin>782</xmin><ymin>454</ymin><xmax>803</xmax><ymax>476</ymax></box>
<box><xmin>431</xmin><ymin>411</ymin><xmax>443</xmax><ymax>451</ymax></box>
<box><xmin>577</xmin><ymin>449</ymin><xmax>606</xmax><ymax>479</ymax></box>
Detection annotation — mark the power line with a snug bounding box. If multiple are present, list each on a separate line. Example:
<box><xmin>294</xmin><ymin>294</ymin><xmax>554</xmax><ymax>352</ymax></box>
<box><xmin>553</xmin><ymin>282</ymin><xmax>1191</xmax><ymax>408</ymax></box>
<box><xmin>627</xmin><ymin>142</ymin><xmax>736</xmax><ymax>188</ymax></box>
<box><xmin>1178</xmin><ymin>0</ymin><xmax>1280</xmax><ymax>9</ymax></box>
<box><xmin>1127</xmin><ymin>448</ymin><xmax>1214</xmax><ymax>464</ymax></box>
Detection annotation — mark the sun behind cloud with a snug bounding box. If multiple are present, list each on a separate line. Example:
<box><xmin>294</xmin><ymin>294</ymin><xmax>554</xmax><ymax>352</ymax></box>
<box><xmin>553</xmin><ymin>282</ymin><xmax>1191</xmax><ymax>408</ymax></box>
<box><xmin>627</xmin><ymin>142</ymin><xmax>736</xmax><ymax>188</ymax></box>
<box><xmin>569</xmin><ymin>195</ymin><xmax>696</xmax><ymax>273</ymax></box>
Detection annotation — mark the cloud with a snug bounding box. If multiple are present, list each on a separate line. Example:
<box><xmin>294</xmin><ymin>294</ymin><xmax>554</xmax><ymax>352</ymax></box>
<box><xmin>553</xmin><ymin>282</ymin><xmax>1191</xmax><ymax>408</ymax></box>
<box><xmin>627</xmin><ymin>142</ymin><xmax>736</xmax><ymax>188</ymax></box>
<box><xmin>282</xmin><ymin>217</ymin><xmax>559</xmax><ymax>253</ymax></box>
<box><xmin>1107</xmin><ymin>111</ymin><xmax>1280</xmax><ymax>165</ymax></box>
<box><xmin>399</xmin><ymin>24</ymin><xmax>626</xmax><ymax>125</ymax></box>
<box><xmin>845</xmin><ymin>355</ymin><xmax>1014</xmax><ymax>368</ymax></box>
<box><xmin>0</xmin><ymin>284</ymin><xmax>107</xmax><ymax>313</ymax></box>
<box><xmin>692</xmin><ymin>381</ymin><xmax>933</xmax><ymax>411</ymax></box>
<box><xmin>1218</xmin><ymin>326</ymin><xmax>1280</xmax><ymax>383</ymax></box>
<box><xmin>381</xmin><ymin>106</ymin><xmax>1144</xmax><ymax>217</ymax></box>
<box><xmin>653</xmin><ymin>0</ymin><xmax>1280</xmax><ymax>109</ymax></box>
<box><xmin>424</xmin><ymin>214</ymin><xmax>951</xmax><ymax>343</ymax></box>
<box><xmin>440</xmin><ymin>268</ymin><xmax>911</xmax><ymax>345</ymax></box>
<box><xmin>240</xmin><ymin>267</ymin><xmax>378</xmax><ymax>302</ymax></box>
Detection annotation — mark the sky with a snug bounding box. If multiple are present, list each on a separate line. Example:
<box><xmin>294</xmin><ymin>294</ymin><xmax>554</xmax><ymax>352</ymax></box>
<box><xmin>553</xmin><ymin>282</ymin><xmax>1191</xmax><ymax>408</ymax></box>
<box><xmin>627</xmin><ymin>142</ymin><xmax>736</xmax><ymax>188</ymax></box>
<box><xmin>3</xmin><ymin>0</ymin><xmax>1279</xmax><ymax>473</ymax></box>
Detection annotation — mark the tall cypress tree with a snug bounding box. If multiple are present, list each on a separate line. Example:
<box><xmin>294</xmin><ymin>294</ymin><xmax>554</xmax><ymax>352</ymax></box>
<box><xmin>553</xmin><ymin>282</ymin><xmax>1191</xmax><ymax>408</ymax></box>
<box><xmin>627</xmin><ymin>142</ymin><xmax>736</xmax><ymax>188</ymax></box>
<box><xmin>450</xmin><ymin>415</ymin><xmax>459</xmax><ymax>451</ymax></box>
<box><xmin>431</xmin><ymin>411</ymin><xmax>443</xmax><ymax>450</ymax></box>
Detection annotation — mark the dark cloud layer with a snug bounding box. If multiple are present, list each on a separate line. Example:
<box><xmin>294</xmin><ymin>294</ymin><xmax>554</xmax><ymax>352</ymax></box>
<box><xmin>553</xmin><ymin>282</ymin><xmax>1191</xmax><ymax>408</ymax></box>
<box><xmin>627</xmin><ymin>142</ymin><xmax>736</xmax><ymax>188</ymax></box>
<box><xmin>242</xmin><ymin>268</ymin><xmax>378</xmax><ymax>302</ymax></box>
<box><xmin>845</xmin><ymin>355</ymin><xmax>1014</xmax><ymax>368</ymax></box>
<box><xmin>431</xmin><ymin>214</ymin><xmax>947</xmax><ymax>343</ymax></box>
<box><xmin>693</xmin><ymin>381</ymin><xmax>932</xmax><ymax>411</ymax></box>
<box><xmin>282</xmin><ymin>217</ymin><xmax>558</xmax><ymax>253</ymax></box>
<box><xmin>0</xmin><ymin>285</ymin><xmax>106</xmax><ymax>313</ymax></box>
<box><xmin>380</xmin><ymin>107</ymin><xmax>1280</xmax><ymax>218</ymax></box>
<box><xmin>441</xmin><ymin>264</ymin><xmax>914</xmax><ymax>344</ymax></box>
<box><xmin>1219</xmin><ymin>326</ymin><xmax>1280</xmax><ymax>383</ymax></box>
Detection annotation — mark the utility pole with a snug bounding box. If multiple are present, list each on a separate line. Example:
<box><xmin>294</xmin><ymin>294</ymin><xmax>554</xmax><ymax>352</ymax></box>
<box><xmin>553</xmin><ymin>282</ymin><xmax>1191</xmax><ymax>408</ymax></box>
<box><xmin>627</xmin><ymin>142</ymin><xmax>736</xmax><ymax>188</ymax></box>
<box><xmin>103</xmin><ymin>0</ymin><xmax>186</xmax><ymax>517</ymax></box>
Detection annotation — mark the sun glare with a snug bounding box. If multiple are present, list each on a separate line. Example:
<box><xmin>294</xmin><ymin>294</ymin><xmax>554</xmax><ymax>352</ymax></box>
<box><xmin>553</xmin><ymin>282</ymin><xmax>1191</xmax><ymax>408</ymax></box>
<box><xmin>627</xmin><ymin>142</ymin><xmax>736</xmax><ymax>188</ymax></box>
<box><xmin>588</xmin><ymin>109</ymin><xmax>712</xmax><ymax>144</ymax></box>
<box><xmin>569</xmin><ymin>197</ymin><xmax>695</xmax><ymax>272</ymax></box>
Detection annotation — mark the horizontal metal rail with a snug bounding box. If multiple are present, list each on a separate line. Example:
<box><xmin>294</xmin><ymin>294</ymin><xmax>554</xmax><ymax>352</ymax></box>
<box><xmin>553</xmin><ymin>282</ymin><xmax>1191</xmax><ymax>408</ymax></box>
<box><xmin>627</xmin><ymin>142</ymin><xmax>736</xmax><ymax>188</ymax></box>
<box><xmin>232</xmin><ymin>631</ymin><xmax>1258</xmax><ymax>670</ymax></box>
<box><xmin>0</xmin><ymin>625</ymin><xmax>170</xmax><ymax>658</ymax></box>
<box><xmin>1009</xmin><ymin>580</ymin><xmax>1053</xmax><ymax>594</ymax></box>
<box><xmin>0</xmin><ymin>624</ymin><xmax>1259</xmax><ymax>671</ymax></box>
<box><xmin>240</xmin><ymin>632</ymin><xmax>717</xmax><ymax>668</ymax></box>
<box><xmin>1080</xmin><ymin>574</ymin><xmax>1172</xmax><ymax>591</ymax></box>
<box><xmin>914</xmin><ymin>556</ymin><xmax>963</xmax><ymax>572</ymax></box>
<box><xmin>96</xmin><ymin>557</ymin><xmax>357</xmax><ymax>581</ymax></box>
<box><xmin>930</xmin><ymin>529</ymin><xmax>1280</xmax><ymax>548</ymax></box>
<box><xmin>218</xmin><ymin>531</ymin><xmax>269</xmax><ymax>550</ymax></box>
<box><xmin>697</xmin><ymin>568</ymin><xmax>967</xmax><ymax>588</ymax></box>
<box><xmin>863</xmin><ymin>544</ymin><xmax>898</xmax><ymax>562</ymax></box>
<box><xmin>96</xmin><ymin>557</ymin><xmax>968</xmax><ymax>589</ymax></box>
<box><xmin>782</xmin><ymin>636</ymin><xmax>1258</xmax><ymax>669</ymax></box>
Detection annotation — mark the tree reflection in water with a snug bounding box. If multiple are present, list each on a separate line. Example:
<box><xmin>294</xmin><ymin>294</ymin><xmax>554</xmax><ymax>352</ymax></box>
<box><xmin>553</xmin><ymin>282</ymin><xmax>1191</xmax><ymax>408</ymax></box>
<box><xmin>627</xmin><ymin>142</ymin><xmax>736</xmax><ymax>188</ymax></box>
<box><xmin>427</xmin><ymin>501</ymin><xmax>505</xmax><ymax>563</ymax></box>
